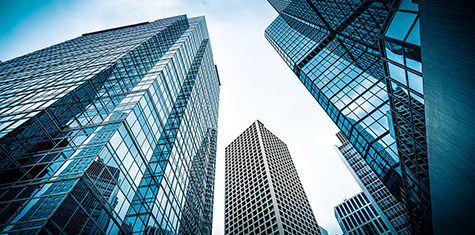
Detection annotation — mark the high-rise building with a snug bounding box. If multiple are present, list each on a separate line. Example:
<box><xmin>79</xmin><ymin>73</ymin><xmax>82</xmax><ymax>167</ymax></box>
<box><xmin>335</xmin><ymin>132</ymin><xmax>410</xmax><ymax>234</ymax></box>
<box><xmin>318</xmin><ymin>225</ymin><xmax>329</xmax><ymax>235</ymax></box>
<box><xmin>265</xmin><ymin>0</ymin><xmax>402</xmax><ymax>199</ymax></box>
<box><xmin>335</xmin><ymin>192</ymin><xmax>391</xmax><ymax>235</ymax></box>
<box><xmin>225</xmin><ymin>120</ymin><xmax>320</xmax><ymax>235</ymax></box>
<box><xmin>0</xmin><ymin>15</ymin><xmax>220</xmax><ymax>235</ymax></box>
<box><xmin>265</xmin><ymin>0</ymin><xmax>433</xmax><ymax>234</ymax></box>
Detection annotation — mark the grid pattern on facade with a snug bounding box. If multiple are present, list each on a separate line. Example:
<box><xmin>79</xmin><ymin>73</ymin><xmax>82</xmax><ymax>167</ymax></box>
<box><xmin>378</xmin><ymin>0</ymin><xmax>430</xmax><ymax>233</ymax></box>
<box><xmin>225</xmin><ymin>122</ymin><xmax>278</xmax><ymax>235</ymax></box>
<box><xmin>225</xmin><ymin>121</ymin><xmax>320</xmax><ymax>235</ymax></box>
<box><xmin>265</xmin><ymin>1</ymin><xmax>433</xmax><ymax>234</ymax></box>
<box><xmin>335</xmin><ymin>192</ymin><xmax>390</xmax><ymax>235</ymax></box>
<box><xmin>336</xmin><ymin>137</ymin><xmax>410</xmax><ymax>234</ymax></box>
<box><xmin>0</xmin><ymin>16</ymin><xmax>181</xmax><ymax>139</ymax></box>
<box><xmin>265</xmin><ymin>0</ymin><xmax>403</xmax><ymax>198</ymax></box>
<box><xmin>0</xmin><ymin>15</ymin><xmax>220</xmax><ymax>235</ymax></box>
<box><xmin>258</xmin><ymin>122</ymin><xmax>320</xmax><ymax>235</ymax></box>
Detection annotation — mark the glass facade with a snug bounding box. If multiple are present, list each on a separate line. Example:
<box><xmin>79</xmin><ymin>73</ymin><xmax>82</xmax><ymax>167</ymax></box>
<box><xmin>265</xmin><ymin>0</ymin><xmax>431</xmax><ymax>234</ymax></box>
<box><xmin>318</xmin><ymin>225</ymin><xmax>329</xmax><ymax>235</ymax></box>
<box><xmin>335</xmin><ymin>132</ymin><xmax>410</xmax><ymax>234</ymax></box>
<box><xmin>378</xmin><ymin>1</ymin><xmax>431</xmax><ymax>234</ymax></box>
<box><xmin>0</xmin><ymin>15</ymin><xmax>220</xmax><ymax>235</ymax></box>
<box><xmin>265</xmin><ymin>0</ymin><xmax>402</xmax><ymax>199</ymax></box>
<box><xmin>225</xmin><ymin>121</ymin><xmax>320</xmax><ymax>235</ymax></box>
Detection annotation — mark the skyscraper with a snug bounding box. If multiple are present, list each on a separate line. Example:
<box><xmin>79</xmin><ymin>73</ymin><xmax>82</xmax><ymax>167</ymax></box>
<box><xmin>334</xmin><ymin>192</ymin><xmax>391</xmax><ymax>235</ymax></box>
<box><xmin>225</xmin><ymin>120</ymin><xmax>320</xmax><ymax>235</ymax></box>
<box><xmin>0</xmin><ymin>15</ymin><xmax>220</xmax><ymax>235</ymax></box>
<box><xmin>318</xmin><ymin>225</ymin><xmax>329</xmax><ymax>235</ymax></box>
<box><xmin>265</xmin><ymin>0</ymin><xmax>432</xmax><ymax>234</ymax></box>
<box><xmin>265</xmin><ymin>0</ymin><xmax>402</xmax><ymax>199</ymax></box>
<box><xmin>335</xmin><ymin>131</ymin><xmax>410</xmax><ymax>234</ymax></box>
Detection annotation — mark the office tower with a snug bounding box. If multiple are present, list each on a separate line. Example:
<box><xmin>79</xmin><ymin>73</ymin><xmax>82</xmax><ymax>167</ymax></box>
<box><xmin>225</xmin><ymin>120</ymin><xmax>320</xmax><ymax>235</ymax></box>
<box><xmin>265</xmin><ymin>0</ymin><xmax>432</xmax><ymax>234</ymax></box>
<box><xmin>318</xmin><ymin>225</ymin><xmax>329</xmax><ymax>235</ymax></box>
<box><xmin>335</xmin><ymin>192</ymin><xmax>391</xmax><ymax>235</ymax></box>
<box><xmin>265</xmin><ymin>0</ymin><xmax>402</xmax><ymax>199</ymax></box>
<box><xmin>335</xmin><ymin>132</ymin><xmax>410</xmax><ymax>234</ymax></box>
<box><xmin>0</xmin><ymin>15</ymin><xmax>220</xmax><ymax>235</ymax></box>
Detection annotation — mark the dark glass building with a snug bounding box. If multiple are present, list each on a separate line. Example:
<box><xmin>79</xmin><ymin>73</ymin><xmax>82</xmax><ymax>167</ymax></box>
<box><xmin>225</xmin><ymin>121</ymin><xmax>320</xmax><ymax>235</ymax></box>
<box><xmin>0</xmin><ymin>15</ymin><xmax>220</xmax><ymax>235</ymax></box>
<box><xmin>265</xmin><ymin>0</ymin><xmax>435</xmax><ymax>234</ymax></box>
<box><xmin>377</xmin><ymin>1</ymin><xmax>431</xmax><ymax>233</ymax></box>
<box><xmin>265</xmin><ymin>0</ymin><xmax>402</xmax><ymax>199</ymax></box>
<box><xmin>335</xmin><ymin>131</ymin><xmax>410</xmax><ymax>234</ymax></box>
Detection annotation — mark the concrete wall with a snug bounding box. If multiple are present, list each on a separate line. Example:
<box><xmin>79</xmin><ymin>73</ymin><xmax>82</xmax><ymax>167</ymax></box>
<box><xmin>419</xmin><ymin>0</ymin><xmax>475</xmax><ymax>233</ymax></box>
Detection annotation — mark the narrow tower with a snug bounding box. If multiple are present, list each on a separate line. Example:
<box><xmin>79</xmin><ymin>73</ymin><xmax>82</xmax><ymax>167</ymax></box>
<box><xmin>335</xmin><ymin>132</ymin><xmax>410</xmax><ymax>234</ymax></box>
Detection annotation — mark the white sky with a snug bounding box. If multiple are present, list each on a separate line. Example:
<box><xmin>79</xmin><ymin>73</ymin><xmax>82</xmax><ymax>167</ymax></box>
<box><xmin>0</xmin><ymin>0</ymin><xmax>362</xmax><ymax>234</ymax></box>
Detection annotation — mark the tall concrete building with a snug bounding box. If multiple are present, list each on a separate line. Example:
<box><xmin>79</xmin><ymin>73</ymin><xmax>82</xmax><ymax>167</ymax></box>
<box><xmin>335</xmin><ymin>132</ymin><xmax>410</xmax><ymax>234</ymax></box>
<box><xmin>225</xmin><ymin>121</ymin><xmax>320</xmax><ymax>235</ymax></box>
<box><xmin>0</xmin><ymin>15</ymin><xmax>220</xmax><ymax>234</ymax></box>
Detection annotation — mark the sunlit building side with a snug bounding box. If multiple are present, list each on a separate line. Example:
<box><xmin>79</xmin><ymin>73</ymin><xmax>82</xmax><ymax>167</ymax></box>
<box><xmin>0</xmin><ymin>15</ymin><xmax>220</xmax><ymax>235</ymax></box>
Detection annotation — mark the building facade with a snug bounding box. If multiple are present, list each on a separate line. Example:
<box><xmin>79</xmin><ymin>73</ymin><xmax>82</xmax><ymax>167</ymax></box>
<box><xmin>265</xmin><ymin>0</ymin><xmax>402</xmax><ymax>199</ymax></box>
<box><xmin>335</xmin><ymin>132</ymin><xmax>410</xmax><ymax>234</ymax></box>
<box><xmin>418</xmin><ymin>0</ymin><xmax>475</xmax><ymax>234</ymax></box>
<box><xmin>225</xmin><ymin>121</ymin><xmax>320</xmax><ymax>235</ymax></box>
<box><xmin>265</xmin><ymin>0</ymin><xmax>431</xmax><ymax>233</ymax></box>
<box><xmin>0</xmin><ymin>15</ymin><xmax>220</xmax><ymax>235</ymax></box>
<box><xmin>318</xmin><ymin>225</ymin><xmax>329</xmax><ymax>235</ymax></box>
<box><xmin>335</xmin><ymin>192</ymin><xmax>391</xmax><ymax>235</ymax></box>
<box><xmin>377</xmin><ymin>1</ymin><xmax>431</xmax><ymax>233</ymax></box>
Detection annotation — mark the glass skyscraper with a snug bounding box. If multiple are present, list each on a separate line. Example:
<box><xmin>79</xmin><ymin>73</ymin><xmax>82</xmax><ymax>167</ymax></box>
<box><xmin>265</xmin><ymin>0</ymin><xmax>430</xmax><ymax>233</ymax></box>
<box><xmin>318</xmin><ymin>225</ymin><xmax>329</xmax><ymax>235</ymax></box>
<box><xmin>265</xmin><ymin>0</ymin><xmax>402</xmax><ymax>197</ymax></box>
<box><xmin>0</xmin><ymin>15</ymin><xmax>220</xmax><ymax>235</ymax></box>
<box><xmin>225</xmin><ymin>121</ymin><xmax>320</xmax><ymax>235</ymax></box>
<box><xmin>335</xmin><ymin>131</ymin><xmax>410</xmax><ymax>234</ymax></box>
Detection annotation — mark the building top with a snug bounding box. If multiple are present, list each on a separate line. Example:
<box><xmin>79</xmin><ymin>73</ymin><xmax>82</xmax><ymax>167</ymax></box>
<box><xmin>82</xmin><ymin>21</ymin><xmax>150</xmax><ymax>36</ymax></box>
<box><xmin>225</xmin><ymin>120</ymin><xmax>320</xmax><ymax>235</ymax></box>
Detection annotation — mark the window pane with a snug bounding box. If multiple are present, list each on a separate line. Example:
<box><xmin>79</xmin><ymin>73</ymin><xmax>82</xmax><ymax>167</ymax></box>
<box><xmin>385</xmin><ymin>12</ymin><xmax>417</xmax><ymax>40</ymax></box>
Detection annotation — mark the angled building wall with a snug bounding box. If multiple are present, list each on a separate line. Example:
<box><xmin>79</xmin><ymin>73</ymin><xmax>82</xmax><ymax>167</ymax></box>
<box><xmin>265</xmin><ymin>0</ymin><xmax>403</xmax><ymax>200</ymax></box>
<box><xmin>0</xmin><ymin>15</ymin><xmax>220</xmax><ymax>235</ymax></box>
<box><xmin>335</xmin><ymin>132</ymin><xmax>411</xmax><ymax>234</ymax></box>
